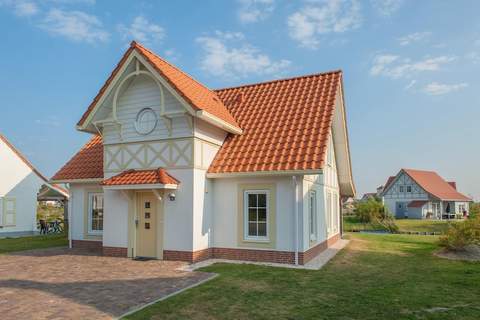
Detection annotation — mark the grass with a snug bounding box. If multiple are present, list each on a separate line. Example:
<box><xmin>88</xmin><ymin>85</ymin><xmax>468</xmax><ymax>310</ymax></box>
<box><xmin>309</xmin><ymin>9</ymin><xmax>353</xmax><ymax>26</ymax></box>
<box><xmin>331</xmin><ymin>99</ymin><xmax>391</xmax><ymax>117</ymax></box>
<box><xmin>343</xmin><ymin>216</ymin><xmax>456</xmax><ymax>234</ymax></box>
<box><xmin>0</xmin><ymin>234</ymin><xmax>67</xmax><ymax>254</ymax></box>
<box><xmin>125</xmin><ymin>233</ymin><xmax>480</xmax><ymax>320</ymax></box>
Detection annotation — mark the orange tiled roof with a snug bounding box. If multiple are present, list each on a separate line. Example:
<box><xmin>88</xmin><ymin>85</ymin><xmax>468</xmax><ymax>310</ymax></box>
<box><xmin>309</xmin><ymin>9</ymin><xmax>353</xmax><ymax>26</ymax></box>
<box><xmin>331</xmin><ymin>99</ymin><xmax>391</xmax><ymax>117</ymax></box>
<box><xmin>0</xmin><ymin>133</ymin><xmax>48</xmax><ymax>182</ymax></box>
<box><xmin>102</xmin><ymin>168</ymin><xmax>179</xmax><ymax>186</ymax></box>
<box><xmin>77</xmin><ymin>41</ymin><xmax>240</xmax><ymax>130</ymax></box>
<box><xmin>51</xmin><ymin>135</ymin><xmax>103</xmax><ymax>181</ymax></box>
<box><xmin>403</xmin><ymin>169</ymin><xmax>471</xmax><ymax>201</ymax></box>
<box><xmin>407</xmin><ymin>200</ymin><xmax>428</xmax><ymax>208</ymax></box>
<box><xmin>208</xmin><ymin>71</ymin><xmax>342</xmax><ymax>173</ymax></box>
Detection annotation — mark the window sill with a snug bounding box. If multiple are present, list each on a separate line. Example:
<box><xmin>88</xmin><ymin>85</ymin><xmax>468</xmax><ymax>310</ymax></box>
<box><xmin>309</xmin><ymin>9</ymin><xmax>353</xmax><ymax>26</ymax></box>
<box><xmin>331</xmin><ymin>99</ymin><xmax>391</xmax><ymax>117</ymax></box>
<box><xmin>242</xmin><ymin>238</ymin><xmax>270</xmax><ymax>244</ymax></box>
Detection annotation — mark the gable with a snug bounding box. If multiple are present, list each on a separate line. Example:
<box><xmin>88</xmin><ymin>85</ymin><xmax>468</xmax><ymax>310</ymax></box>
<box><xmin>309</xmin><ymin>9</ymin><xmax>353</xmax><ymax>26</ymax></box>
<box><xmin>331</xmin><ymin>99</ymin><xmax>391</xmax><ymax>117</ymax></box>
<box><xmin>77</xmin><ymin>42</ymin><xmax>241</xmax><ymax>135</ymax></box>
<box><xmin>382</xmin><ymin>171</ymin><xmax>427</xmax><ymax>199</ymax></box>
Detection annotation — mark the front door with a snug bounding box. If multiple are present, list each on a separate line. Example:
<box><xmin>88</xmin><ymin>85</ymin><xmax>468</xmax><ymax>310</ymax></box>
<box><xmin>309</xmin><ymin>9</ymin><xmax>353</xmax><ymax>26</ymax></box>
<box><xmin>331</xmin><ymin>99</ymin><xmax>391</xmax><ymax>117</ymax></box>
<box><xmin>136</xmin><ymin>193</ymin><xmax>157</xmax><ymax>258</ymax></box>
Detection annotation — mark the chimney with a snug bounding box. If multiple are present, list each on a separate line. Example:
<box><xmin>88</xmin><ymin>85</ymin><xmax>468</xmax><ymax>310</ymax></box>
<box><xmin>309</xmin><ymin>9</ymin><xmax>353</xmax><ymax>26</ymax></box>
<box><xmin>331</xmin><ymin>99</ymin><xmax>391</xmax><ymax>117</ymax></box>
<box><xmin>447</xmin><ymin>181</ymin><xmax>457</xmax><ymax>190</ymax></box>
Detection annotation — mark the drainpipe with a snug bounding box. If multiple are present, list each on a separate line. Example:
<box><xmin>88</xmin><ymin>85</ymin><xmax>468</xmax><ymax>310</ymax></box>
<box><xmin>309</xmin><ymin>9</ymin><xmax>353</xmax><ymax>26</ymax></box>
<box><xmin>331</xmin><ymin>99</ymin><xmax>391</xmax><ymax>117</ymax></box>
<box><xmin>292</xmin><ymin>176</ymin><xmax>299</xmax><ymax>265</ymax></box>
<box><xmin>67</xmin><ymin>184</ymin><xmax>72</xmax><ymax>249</ymax></box>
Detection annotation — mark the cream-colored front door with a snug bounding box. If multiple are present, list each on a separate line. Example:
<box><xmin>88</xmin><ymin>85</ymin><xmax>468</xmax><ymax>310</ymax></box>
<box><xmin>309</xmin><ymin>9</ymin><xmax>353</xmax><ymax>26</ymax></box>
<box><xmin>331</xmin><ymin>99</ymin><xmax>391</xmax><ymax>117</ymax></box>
<box><xmin>136</xmin><ymin>193</ymin><xmax>157</xmax><ymax>258</ymax></box>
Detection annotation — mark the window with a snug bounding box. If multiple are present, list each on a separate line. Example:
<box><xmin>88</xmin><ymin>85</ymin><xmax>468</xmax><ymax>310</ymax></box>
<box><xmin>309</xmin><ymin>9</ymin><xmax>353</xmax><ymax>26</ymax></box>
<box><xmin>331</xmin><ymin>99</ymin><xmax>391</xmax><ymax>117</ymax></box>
<box><xmin>459</xmin><ymin>204</ymin><xmax>466</xmax><ymax>213</ymax></box>
<box><xmin>326</xmin><ymin>192</ymin><xmax>332</xmax><ymax>234</ymax></box>
<box><xmin>88</xmin><ymin>193</ymin><xmax>104</xmax><ymax>234</ymax></box>
<box><xmin>244</xmin><ymin>191</ymin><xmax>269</xmax><ymax>240</ymax></box>
<box><xmin>399</xmin><ymin>186</ymin><xmax>404</xmax><ymax>193</ymax></box>
<box><xmin>406</xmin><ymin>186</ymin><xmax>412</xmax><ymax>193</ymax></box>
<box><xmin>1</xmin><ymin>198</ymin><xmax>16</xmax><ymax>226</ymax></box>
<box><xmin>309</xmin><ymin>191</ymin><xmax>317</xmax><ymax>241</ymax></box>
<box><xmin>333</xmin><ymin>193</ymin><xmax>338</xmax><ymax>232</ymax></box>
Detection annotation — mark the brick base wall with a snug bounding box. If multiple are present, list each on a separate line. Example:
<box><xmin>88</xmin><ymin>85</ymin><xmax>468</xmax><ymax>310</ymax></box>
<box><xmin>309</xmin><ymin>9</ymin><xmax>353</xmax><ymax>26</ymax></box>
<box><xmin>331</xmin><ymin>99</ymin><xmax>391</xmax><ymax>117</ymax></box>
<box><xmin>103</xmin><ymin>246</ymin><xmax>128</xmax><ymax>257</ymax></box>
<box><xmin>299</xmin><ymin>233</ymin><xmax>341</xmax><ymax>265</ymax></box>
<box><xmin>212</xmin><ymin>247</ymin><xmax>295</xmax><ymax>264</ymax></box>
<box><xmin>72</xmin><ymin>240</ymin><xmax>102</xmax><ymax>251</ymax></box>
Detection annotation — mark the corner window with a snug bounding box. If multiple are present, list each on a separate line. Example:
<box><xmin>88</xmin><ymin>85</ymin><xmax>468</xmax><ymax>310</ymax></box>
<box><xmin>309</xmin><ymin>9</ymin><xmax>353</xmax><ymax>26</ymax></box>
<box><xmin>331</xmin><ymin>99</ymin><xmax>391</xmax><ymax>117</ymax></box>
<box><xmin>406</xmin><ymin>186</ymin><xmax>412</xmax><ymax>193</ymax></box>
<box><xmin>88</xmin><ymin>193</ymin><xmax>104</xmax><ymax>234</ymax></box>
<box><xmin>244</xmin><ymin>191</ymin><xmax>269</xmax><ymax>240</ymax></box>
<box><xmin>309</xmin><ymin>191</ymin><xmax>317</xmax><ymax>241</ymax></box>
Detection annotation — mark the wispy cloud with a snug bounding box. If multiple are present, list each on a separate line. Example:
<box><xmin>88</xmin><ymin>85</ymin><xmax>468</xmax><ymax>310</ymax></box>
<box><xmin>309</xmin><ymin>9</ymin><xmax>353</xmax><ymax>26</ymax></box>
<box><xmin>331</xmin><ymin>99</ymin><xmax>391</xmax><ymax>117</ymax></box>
<box><xmin>370</xmin><ymin>54</ymin><xmax>456</xmax><ymax>79</ymax></box>
<box><xmin>287</xmin><ymin>0</ymin><xmax>362</xmax><ymax>49</ymax></box>
<box><xmin>423</xmin><ymin>82</ymin><xmax>468</xmax><ymax>95</ymax></box>
<box><xmin>398</xmin><ymin>31</ymin><xmax>431</xmax><ymax>46</ymax></box>
<box><xmin>404</xmin><ymin>79</ymin><xmax>416</xmax><ymax>90</ymax></box>
<box><xmin>35</xmin><ymin>116</ymin><xmax>61</xmax><ymax>127</ymax></box>
<box><xmin>39</xmin><ymin>8</ymin><xmax>109</xmax><ymax>43</ymax></box>
<box><xmin>0</xmin><ymin>0</ymin><xmax>39</xmax><ymax>17</ymax></box>
<box><xmin>118</xmin><ymin>16</ymin><xmax>165</xmax><ymax>45</ymax></box>
<box><xmin>196</xmin><ymin>31</ymin><xmax>291</xmax><ymax>80</ymax></box>
<box><xmin>371</xmin><ymin>0</ymin><xmax>404</xmax><ymax>16</ymax></box>
<box><xmin>237</xmin><ymin>0</ymin><xmax>274</xmax><ymax>24</ymax></box>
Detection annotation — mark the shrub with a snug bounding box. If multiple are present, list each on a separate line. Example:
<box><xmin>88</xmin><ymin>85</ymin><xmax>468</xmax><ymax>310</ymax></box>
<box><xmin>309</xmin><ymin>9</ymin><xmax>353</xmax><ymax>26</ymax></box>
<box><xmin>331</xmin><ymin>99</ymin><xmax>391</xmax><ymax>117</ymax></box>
<box><xmin>439</xmin><ymin>217</ymin><xmax>480</xmax><ymax>251</ymax></box>
<box><xmin>354</xmin><ymin>199</ymin><xmax>398</xmax><ymax>232</ymax></box>
<box><xmin>470</xmin><ymin>202</ymin><xmax>480</xmax><ymax>219</ymax></box>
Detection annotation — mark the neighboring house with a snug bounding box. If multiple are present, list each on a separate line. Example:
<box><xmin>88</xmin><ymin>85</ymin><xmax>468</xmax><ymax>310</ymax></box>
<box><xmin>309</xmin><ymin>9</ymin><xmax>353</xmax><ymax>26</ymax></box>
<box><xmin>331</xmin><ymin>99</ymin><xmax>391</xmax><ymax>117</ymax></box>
<box><xmin>361</xmin><ymin>193</ymin><xmax>378</xmax><ymax>201</ymax></box>
<box><xmin>51</xmin><ymin>41</ymin><xmax>355</xmax><ymax>265</ymax></box>
<box><xmin>342</xmin><ymin>197</ymin><xmax>356</xmax><ymax>215</ymax></box>
<box><xmin>0</xmin><ymin>134</ymin><xmax>67</xmax><ymax>236</ymax></box>
<box><xmin>380</xmin><ymin>168</ymin><xmax>472</xmax><ymax>219</ymax></box>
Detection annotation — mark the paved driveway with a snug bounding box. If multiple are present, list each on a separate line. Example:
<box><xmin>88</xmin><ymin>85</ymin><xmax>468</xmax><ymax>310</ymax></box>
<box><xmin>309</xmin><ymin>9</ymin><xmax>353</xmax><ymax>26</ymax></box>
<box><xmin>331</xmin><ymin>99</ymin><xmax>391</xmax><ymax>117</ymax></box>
<box><xmin>0</xmin><ymin>247</ymin><xmax>215</xmax><ymax>320</ymax></box>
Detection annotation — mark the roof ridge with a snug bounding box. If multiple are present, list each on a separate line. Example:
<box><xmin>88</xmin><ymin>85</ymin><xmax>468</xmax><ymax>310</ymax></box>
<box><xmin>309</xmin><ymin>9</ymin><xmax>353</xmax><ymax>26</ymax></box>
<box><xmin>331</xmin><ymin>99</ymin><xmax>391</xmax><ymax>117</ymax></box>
<box><xmin>131</xmin><ymin>41</ymin><xmax>215</xmax><ymax>94</ymax></box>
<box><xmin>214</xmin><ymin>69</ymin><xmax>342</xmax><ymax>92</ymax></box>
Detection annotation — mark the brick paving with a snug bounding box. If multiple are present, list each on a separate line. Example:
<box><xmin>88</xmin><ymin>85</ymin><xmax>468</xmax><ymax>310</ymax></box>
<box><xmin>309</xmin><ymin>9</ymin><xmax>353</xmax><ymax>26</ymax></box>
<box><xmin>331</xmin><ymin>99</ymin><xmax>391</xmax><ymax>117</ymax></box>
<box><xmin>0</xmin><ymin>247</ymin><xmax>215</xmax><ymax>320</ymax></box>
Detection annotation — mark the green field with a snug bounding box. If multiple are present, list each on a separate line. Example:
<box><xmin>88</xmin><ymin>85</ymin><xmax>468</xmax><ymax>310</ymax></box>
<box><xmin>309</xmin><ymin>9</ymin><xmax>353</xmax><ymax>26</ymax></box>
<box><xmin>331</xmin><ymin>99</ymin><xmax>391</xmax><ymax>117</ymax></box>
<box><xmin>343</xmin><ymin>216</ymin><xmax>456</xmax><ymax>234</ymax></box>
<box><xmin>0</xmin><ymin>234</ymin><xmax>67</xmax><ymax>254</ymax></box>
<box><xmin>125</xmin><ymin>233</ymin><xmax>480</xmax><ymax>320</ymax></box>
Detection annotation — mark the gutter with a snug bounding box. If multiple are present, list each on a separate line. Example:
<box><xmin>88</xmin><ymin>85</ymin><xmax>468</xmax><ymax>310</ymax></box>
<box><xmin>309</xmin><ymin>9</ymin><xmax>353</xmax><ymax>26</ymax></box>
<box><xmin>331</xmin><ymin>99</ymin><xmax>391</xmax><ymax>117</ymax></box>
<box><xmin>67</xmin><ymin>184</ymin><xmax>72</xmax><ymax>249</ymax></box>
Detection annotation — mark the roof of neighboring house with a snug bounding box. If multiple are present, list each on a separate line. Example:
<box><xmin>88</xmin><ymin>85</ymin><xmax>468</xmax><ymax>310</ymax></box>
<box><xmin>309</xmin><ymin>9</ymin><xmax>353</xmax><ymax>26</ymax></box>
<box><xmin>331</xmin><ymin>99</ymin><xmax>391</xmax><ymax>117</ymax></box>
<box><xmin>77</xmin><ymin>41</ymin><xmax>240</xmax><ymax>131</ymax></box>
<box><xmin>383</xmin><ymin>168</ymin><xmax>471</xmax><ymax>201</ymax></box>
<box><xmin>51</xmin><ymin>135</ymin><xmax>103</xmax><ymax>181</ymax></box>
<box><xmin>209</xmin><ymin>71</ymin><xmax>342</xmax><ymax>173</ymax></box>
<box><xmin>383</xmin><ymin>176</ymin><xmax>396</xmax><ymax>192</ymax></box>
<box><xmin>407</xmin><ymin>200</ymin><xmax>428</xmax><ymax>208</ymax></box>
<box><xmin>0</xmin><ymin>133</ymin><xmax>48</xmax><ymax>183</ymax></box>
<box><xmin>102</xmin><ymin>168</ymin><xmax>179</xmax><ymax>186</ymax></box>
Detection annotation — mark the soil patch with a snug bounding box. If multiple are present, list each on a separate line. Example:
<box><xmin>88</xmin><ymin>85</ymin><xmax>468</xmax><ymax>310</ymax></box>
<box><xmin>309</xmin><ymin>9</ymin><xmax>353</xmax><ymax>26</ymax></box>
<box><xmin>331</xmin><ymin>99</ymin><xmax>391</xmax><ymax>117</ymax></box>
<box><xmin>435</xmin><ymin>245</ymin><xmax>480</xmax><ymax>261</ymax></box>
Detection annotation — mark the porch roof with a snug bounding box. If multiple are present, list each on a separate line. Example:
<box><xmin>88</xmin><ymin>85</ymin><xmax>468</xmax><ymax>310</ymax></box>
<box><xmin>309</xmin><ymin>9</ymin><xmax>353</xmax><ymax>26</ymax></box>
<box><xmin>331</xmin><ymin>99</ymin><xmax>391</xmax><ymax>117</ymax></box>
<box><xmin>407</xmin><ymin>200</ymin><xmax>429</xmax><ymax>208</ymax></box>
<box><xmin>102</xmin><ymin>168</ymin><xmax>179</xmax><ymax>189</ymax></box>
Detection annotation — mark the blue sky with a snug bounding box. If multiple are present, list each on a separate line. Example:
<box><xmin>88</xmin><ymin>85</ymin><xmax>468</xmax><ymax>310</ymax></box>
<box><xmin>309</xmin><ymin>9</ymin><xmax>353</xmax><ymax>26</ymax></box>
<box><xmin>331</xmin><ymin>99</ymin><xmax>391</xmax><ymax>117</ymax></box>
<box><xmin>0</xmin><ymin>0</ymin><xmax>479</xmax><ymax>200</ymax></box>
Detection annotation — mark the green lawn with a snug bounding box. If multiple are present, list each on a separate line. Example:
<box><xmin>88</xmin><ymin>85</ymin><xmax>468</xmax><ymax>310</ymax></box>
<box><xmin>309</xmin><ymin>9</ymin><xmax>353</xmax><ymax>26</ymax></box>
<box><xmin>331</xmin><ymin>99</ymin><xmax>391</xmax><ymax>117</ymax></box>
<box><xmin>125</xmin><ymin>234</ymin><xmax>480</xmax><ymax>320</ymax></box>
<box><xmin>343</xmin><ymin>216</ymin><xmax>456</xmax><ymax>234</ymax></box>
<box><xmin>0</xmin><ymin>234</ymin><xmax>67</xmax><ymax>254</ymax></box>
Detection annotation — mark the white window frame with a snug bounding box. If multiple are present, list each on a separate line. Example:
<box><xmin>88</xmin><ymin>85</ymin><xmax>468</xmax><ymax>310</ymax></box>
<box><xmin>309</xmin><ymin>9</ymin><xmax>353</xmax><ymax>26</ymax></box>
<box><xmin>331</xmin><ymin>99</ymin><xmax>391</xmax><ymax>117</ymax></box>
<box><xmin>326</xmin><ymin>191</ymin><xmax>333</xmax><ymax>234</ymax></box>
<box><xmin>244</xmin><ymin>190</ymin><xmax>269</xmax><ymax>241</ymax></box>
<box><xmin>2</xmin><ymin>197</ymin><xmax>16</xmax><ymax>227</ymax></box>
<box><xmin>399</xmin><ymin>185</ymin><xmax>404</xmax><ymax>193</ymax></box>
<box><xmin>309</xmin><ymin>190</ymin><xmax>317</xmax><ymax>241</ymax></box>
<box><xmin>333</xmin><ymin>193</ymin><xmax>338</xmax><ymax>233</ymax></box>
<box><xmin>88</xmin><ymin>193</ymin><xmax>104</xmax><ymax>235</ymax></box>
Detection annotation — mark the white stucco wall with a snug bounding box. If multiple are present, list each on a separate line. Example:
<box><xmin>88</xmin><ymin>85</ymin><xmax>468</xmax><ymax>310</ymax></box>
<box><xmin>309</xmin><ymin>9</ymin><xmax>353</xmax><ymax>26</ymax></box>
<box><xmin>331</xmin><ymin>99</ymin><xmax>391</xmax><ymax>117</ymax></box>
<box><xmin>211</xmin><ymin>176</ymin><xmax>296</xmax><ymax>251</ymax></box>
<box><xmin>0</xmin><ymin>139</ymin><xmax>45</xmax><ymax>234</ymax></box>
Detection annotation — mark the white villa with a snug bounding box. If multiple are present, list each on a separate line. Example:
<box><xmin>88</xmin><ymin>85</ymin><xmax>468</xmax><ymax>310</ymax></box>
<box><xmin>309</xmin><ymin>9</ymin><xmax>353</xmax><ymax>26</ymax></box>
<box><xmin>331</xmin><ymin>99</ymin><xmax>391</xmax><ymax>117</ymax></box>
<box><xmin>51</xmin><ymin>41</ymin><xmax>355</xmax><ymax>265</ymax></box>
<box><xmin>380</xmin><ymin>168</ymin><xmax>472</xmax><ymax>220</ymax></box>
<box><xmin>0</xmin><ymin>134</ymin><xmax>68</xmax><ymax>237</ymax></box>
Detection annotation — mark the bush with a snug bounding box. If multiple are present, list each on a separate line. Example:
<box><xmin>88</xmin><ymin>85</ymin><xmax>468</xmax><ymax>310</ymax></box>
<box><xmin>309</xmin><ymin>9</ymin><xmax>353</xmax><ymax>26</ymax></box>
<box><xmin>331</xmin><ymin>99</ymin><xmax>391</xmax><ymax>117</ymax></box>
<box><xmin>354</xmin><ymin>199</ymin><xmax>398</xmax><ymax>232</ymax></box>
<box><xmin>470</xmin><ymin>202</ymin><xmax>480</xmax><ymax>219</ymax></box>
<box><xmin>439</xmin><ymin>217</ymin><xmax>480</xmax><ymax>251</ymax></box>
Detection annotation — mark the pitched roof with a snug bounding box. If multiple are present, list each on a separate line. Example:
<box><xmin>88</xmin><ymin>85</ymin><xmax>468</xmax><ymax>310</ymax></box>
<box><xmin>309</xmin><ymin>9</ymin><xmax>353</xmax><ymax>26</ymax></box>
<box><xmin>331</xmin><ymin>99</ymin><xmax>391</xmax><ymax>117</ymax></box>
<box><xmin>0</xmin><ymin>133</ymin><xmax>48</xmax><ymax>183</ymax></box>
<box><xmin>208</xmin><ymin>71</ymin><xmax>342</xmax><ymax>173</ymax></box>
<box><xmin>51</xmin><ymin>135</ymin><xmax>103</xmax><ymax>181</ymax></box>
<box><xmin>383</xmin><ymin>176</ymin><xmax>396</xmax><ymax>192</ymax></box>
<box><xmin>102</xmin><ymin>168</ymin><xmax>179</xmax><ymax>186</ymax></box>
<box><xmin>402</xmin><ymin>169</ymin><xmax>471</xmax><ymax>201</ymax></box>
<box><xmin>77</xmin><ymin>41</ymin><xmax>240</xmax><ymax>131</ymax></box>
<box><xmin>407</xmin><ymin>200</ymin><xmax>428</xmax><ymax>208</ymax></box>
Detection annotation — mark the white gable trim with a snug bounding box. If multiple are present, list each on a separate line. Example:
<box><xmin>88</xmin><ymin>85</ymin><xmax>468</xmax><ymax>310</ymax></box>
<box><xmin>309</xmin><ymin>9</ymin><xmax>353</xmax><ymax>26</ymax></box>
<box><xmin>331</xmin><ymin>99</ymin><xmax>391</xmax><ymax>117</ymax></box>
<box><xmin>196</xmin><ymin>110</ymin><xmax>243</xmax><ymax>135</ymax></box>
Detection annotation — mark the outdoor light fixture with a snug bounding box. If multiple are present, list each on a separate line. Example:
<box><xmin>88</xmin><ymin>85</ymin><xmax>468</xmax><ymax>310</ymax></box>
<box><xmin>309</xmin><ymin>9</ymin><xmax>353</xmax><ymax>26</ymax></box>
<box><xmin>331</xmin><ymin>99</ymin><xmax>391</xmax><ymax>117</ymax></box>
<box><xmin>169</xmin><ymin>193</ymin><xmax>176</xmax><ymax>201</ymax></box>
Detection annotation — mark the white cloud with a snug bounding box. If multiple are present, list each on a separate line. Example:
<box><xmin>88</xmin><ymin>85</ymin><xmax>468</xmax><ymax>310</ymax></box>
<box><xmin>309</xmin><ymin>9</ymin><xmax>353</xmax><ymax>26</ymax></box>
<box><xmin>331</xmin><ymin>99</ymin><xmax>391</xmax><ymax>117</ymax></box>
<box><xmin>35</xmin><ymin>116</ymin><xmax>61</xmax><ymax>127</ymax></box>
<box><xmin>237</xmin><ymin>0</ymin><xmax>274</xmax><ymax>23</ymax></box>
<box><xmin>404</xmin><ymin>79</ymin><xmax>416</xmax><ymax>90</ymax></box>
<box><xmin>0</xmin><ymin>0</ymin><xmax>39</xmax><ymax>17</ymax></box>
<box><xmin>371</xmin><ymin>0</ymin><xmax>404</xmax><ymax>16</ymax></box>
<box><xmin>370</xmin><ymin>54</ymin><xmax>456</xmax><ymax>79</ymax></box>
<box><xmin>117</xmin><ymin>16</ymin><xmax>165</xmax><ymax>45</ymax></box>
<box><xmin>423</xmin><ymin>82</ymin><xmax>468</xmax><ymax>95</ymax></box>
<box><xmin>196</xmin><ymin>31</ymin><xmax>291</xmax><ymax>79</ymax></box>
<box><xmin>287</xmin><ymin>0</ymin><xmax>362</xmax><ymax>49</ymax></box>
<box><xmin>39</xmin><ymin>8</ymin><xmax>109</xmax><ymax>43</ymax></box>
<box><xmin>466</xmin><ymin>51</ymin><xmax>480</xmax><ymax>64</ymax></box>
<box><xmin>398</xmin><ymin>31</ymin><xmax>431</xmax><ymax>46</ymax></box>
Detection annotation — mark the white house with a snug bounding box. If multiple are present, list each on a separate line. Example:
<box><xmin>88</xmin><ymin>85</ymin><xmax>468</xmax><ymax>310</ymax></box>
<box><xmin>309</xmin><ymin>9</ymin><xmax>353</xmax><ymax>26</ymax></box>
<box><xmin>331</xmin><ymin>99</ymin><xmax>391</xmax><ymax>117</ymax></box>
<box><xmin>380</xmin><ymin>168</ymin><xmax>472</xmax><ymax>219</ymax></box>
<box><xmin>0</xmin><ymin>134</ymin><xmax>68</xmax><ymax>237</ymax></box>
<box><xmin>52</xmin><ymin>41</ymin><xmax>355</xmax><ymax>265</ymax></box>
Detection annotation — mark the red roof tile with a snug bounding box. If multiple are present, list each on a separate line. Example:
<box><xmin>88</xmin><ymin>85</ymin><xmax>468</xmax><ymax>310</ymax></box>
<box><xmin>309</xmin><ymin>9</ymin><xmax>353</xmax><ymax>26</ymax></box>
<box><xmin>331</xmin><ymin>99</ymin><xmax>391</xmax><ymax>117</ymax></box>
<box><xmin>77</xmin><ymin>41</ymin><xmax>240</xmax><ymax>130</ymax></box>
<box><xmin>51</xmin><ymin>135</ymin><xmax>103</xmax><ymax>181</ymax></box>
<box><xmin>208</xmin><ymin>71</ymin><xmax>342</xmax><ymax>173</ymax></box>
<box><xmin>407</xmin><ymin>200</ymin><xmax>428</xmax><ymax>208</ymax></box>
<box><xmin>403</xmin><ymin>169</ymin><xmax>471</xmax><ymax>201</ymax></box>
<box><xmin>383</xmin><ymin>176</ymin><xmax>396</xmax><ymax>191</ymax></box>
<box><xmin>0</xmin><ymin>133</ymin><xmax>48</xmax><ymax>183</ymax></box>
<box><xmin>102</xmin><ymin>168</ymin><xmax>179</xmax><ymax>186</ymax></box>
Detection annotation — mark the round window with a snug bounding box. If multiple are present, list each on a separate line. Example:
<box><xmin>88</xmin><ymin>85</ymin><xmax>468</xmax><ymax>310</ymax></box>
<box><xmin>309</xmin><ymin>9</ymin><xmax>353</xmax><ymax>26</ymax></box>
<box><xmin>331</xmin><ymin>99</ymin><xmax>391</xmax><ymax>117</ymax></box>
<box><xmin>135</xmin><ymin>108</ymin><xmax>157</xmax><ymax>135</ymax></box>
